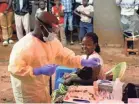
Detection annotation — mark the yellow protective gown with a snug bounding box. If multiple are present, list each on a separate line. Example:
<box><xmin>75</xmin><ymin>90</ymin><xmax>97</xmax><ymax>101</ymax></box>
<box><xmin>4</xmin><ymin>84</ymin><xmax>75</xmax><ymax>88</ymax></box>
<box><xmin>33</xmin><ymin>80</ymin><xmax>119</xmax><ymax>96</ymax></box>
<box><xmin>8</xmin><ymin>32</ymin><xmax>82</xmax><ymax>103</ymax></box>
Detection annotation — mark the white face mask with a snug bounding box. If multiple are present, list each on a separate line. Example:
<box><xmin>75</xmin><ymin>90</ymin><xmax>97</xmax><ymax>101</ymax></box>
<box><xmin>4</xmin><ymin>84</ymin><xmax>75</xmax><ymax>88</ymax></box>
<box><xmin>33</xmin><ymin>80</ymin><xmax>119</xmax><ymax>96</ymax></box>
<box><xmin>40</xmin><ymin>24</ymin><xmax>55</xmax><ymax>42</ymax></box>
<box><xmin>36</xmin><ymin>16</ymin><xmax>55</xmax><ymax>42</ymax></box>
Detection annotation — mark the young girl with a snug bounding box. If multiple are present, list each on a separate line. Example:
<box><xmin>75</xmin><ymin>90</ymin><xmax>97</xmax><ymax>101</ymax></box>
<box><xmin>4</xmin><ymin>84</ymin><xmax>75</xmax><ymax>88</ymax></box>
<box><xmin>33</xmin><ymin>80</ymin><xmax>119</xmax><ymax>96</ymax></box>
<box><xmin>52</xmin><ymin>32</ymin><xmax>104</xmax><ymax>103</ymax></box>
<box><xmin>52</xmin><ymin>0</ymin><xmax>67</xmax><ymax>46</ymax></box>
<box><xmin>82</xmin><ymin>32</ymin><xmax>104</xmax><ymax>80</ymax></box>
<box><xmin>64</xmin><ymin>32</ymin><xmax>104</xmax><ymax>85</ymax></box>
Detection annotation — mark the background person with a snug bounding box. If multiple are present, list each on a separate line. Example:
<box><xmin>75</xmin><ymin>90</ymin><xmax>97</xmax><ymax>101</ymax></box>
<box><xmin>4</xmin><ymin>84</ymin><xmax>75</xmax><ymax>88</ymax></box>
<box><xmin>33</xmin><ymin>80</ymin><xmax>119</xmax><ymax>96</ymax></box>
<box><xmin>0</xmin><ymin>0</ymin><xmax>14</xmax><ymax>46</ymax></box>
<box><xmin>61</xmin><ymin>0</ymin><xmax>74</xmax><ymax>45</ymax></box>
<box><xmin>11</xmin><ymin>0</ymin><xmax>32</xmax><ymax>40</ymax></box>
<box><xmin>73</xmin><ymin>0</ymin><xmax>93</xmax><ymax>31</ymax></box>
<box><xmin>116</xmin><ymin>0</ymin><xmax>139</xmax><ymax>49</ymax></box>
<box><xmin>52</xmin><ymin>0</ymin><xmax>67</xmax><ymax>46</ymax></box>
<box><xmin>74</xmin><ymin>0</ymin><xmax>94</xmax><ymax>44</ymax></box>
<box><xmin>35</xmin><ymin>0</ymin><xmax>47</xmax><ymax>17</ymax></box>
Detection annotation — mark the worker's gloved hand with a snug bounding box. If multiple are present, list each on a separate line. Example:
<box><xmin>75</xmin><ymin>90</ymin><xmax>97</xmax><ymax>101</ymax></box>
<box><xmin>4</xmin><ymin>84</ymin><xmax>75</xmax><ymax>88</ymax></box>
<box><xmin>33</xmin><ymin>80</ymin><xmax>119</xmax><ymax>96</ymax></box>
<box><xmin>33</xmin><ymin>64</ymin><xmax>58</xmax><ymax>76</ymax></box>
<box><xmin>81</xmin><ymin>58</ymin><xmax>100</xmax><ymax>67</ymax></box>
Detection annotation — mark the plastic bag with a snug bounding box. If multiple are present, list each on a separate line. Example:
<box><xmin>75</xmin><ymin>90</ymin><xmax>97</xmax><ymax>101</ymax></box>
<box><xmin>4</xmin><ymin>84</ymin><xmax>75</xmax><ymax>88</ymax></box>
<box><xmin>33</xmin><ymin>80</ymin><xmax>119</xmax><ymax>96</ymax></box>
<box><xmin>112</xmin><ymin>78</ymin><xmax>124</xmax><ymax>100</ymax></box>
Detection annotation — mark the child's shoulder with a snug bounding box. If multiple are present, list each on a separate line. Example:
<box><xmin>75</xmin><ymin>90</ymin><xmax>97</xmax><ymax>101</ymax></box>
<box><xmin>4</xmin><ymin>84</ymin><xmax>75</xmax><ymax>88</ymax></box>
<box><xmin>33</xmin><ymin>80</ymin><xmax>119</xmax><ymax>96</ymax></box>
<box><xmin>36</xmin><ymin>8</ymin><xmax>40</xmax><ymax>13</ymax></box>
<box><xmin>81</xmin><ymin>54</ymin><xmax>87</xmax><ymax>58</ymax></box>
<box><xmin>90</xmin><ymin>52</ymin><xmax>103</xmax><ymax>65</ymax></box>
<box><xmin>81</xmin><ymin>52</ymin><xmax>102</xmax><ymax>59</ymax></box>
<box><xmin>90</xmin><ymin>52</ymin><xmax>103</xmax><ymax>60</ymax></box>
<box><xmin>90</xmin><ymin>52</ymin><xmax>101</xmax><ymax>58</ymax></box>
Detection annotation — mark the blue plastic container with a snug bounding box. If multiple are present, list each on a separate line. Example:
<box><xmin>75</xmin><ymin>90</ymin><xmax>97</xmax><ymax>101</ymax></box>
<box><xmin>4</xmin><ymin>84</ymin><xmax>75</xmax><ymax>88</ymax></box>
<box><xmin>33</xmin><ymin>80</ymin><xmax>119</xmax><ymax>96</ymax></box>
<box><xmin>54</xmin><ymin>66</ymin><xmax>76</xmax><ymax>90</ymax></box>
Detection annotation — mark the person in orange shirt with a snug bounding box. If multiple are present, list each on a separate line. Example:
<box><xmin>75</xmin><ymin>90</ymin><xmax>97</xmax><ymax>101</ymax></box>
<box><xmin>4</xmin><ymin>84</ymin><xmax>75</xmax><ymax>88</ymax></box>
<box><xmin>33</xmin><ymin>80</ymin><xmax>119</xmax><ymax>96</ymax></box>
<box><xmin>52</xmin><ymin>0</ymin><xmax>67</xmax><ymax>46</ymax></box>
<box><xmin>0</xmin><ymin>0</ymin><xmax>14</xmax><ymax>46</ymax></box>
<box><xmin>8</xmin><ymin>12</ymin><xmax>100</xmax><ymax>103</ymax></box>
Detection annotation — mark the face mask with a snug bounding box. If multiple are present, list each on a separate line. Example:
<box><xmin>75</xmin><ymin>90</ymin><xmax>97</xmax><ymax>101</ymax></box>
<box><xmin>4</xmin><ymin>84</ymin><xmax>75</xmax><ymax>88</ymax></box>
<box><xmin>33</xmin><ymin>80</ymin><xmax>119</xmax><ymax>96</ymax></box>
<box><xmin>40</xmin><ymin>24</ymin><xmax>55</xmax><ymax>42</ymax></box>
<box><xmin>36</xmin><ymin>16</ymin><xmax>55</xmax><ymax>42</ymax></box>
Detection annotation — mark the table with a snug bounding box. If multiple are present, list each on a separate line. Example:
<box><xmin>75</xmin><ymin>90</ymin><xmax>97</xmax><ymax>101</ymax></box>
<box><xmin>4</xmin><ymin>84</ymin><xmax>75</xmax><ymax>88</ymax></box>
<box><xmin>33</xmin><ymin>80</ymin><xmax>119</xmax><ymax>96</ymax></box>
<box><xmin>63</xmin><ymin>86</ymin><xmax>124</xmax><ymax>103</ymax></box>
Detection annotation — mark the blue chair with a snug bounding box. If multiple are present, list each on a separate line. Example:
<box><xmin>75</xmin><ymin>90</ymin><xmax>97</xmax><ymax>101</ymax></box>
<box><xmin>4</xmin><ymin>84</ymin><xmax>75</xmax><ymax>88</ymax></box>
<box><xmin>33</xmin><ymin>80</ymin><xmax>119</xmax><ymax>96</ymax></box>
<box><xmin>54</xmin><ymin>66</ymin><xmax>76</xmax><ymax>90</ymax></box>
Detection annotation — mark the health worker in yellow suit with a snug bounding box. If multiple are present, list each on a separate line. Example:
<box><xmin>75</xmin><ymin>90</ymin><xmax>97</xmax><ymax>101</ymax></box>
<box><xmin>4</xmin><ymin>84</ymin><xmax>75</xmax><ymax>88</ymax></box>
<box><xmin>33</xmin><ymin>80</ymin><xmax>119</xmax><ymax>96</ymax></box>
<box><xmin>8</xmin><ymin>12</ymin><xmax>100</xmax><ymax>103</ymax></box>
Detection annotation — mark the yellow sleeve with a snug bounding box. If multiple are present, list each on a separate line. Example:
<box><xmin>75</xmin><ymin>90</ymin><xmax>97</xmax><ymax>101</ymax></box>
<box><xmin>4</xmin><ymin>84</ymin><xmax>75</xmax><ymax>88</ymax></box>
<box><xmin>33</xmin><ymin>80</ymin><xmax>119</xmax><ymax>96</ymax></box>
<box><xmin>54</xmin><ymin>40</ymin><xmax>82</xmax><ymax>68</ymax></box>
<box><xmin>8</xmin><ymin>47</ymin><xmax>34</xmax><ymax>77</ymax></box>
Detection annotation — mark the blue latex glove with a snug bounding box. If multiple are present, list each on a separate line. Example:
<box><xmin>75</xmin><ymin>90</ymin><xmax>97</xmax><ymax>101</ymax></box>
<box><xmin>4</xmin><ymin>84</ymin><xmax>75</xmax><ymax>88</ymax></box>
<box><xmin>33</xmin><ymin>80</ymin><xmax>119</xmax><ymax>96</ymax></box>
<box><xmin>81</xmin><ymin>58</ymin><xmax>100</xmax><ymax>67</ymax></box>
<box><xmin>33</xmin><ymin>64</ymin><xmax>58</xmax><ymax>76</ymax></box>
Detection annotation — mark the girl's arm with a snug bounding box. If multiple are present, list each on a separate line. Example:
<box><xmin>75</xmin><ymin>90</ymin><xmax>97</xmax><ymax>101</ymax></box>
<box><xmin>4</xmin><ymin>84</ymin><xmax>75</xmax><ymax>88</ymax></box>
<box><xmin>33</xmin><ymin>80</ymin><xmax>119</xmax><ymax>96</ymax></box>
<box><xmin>52</xmin><ymin>7</ymin><xmax>59</xmax><ymax>17</ymax></box>
<box><xmin>74</xmin><ymin>9</ymin><xmax>81</xmax><ymax>17</ymax></box>
<box><xmin>74</xmin><ymin>5</ymin><xmax>82</xmax><ymax>17</ymax></box>
<box><xmin>81</xmin><ymin>11</ymin><xmax>93</xmax><ymax>18</ymax></box>
<box><xmin>80</xmin><ymin>5</ymin><xmax>94</xmax><ymax>18</ymax></box>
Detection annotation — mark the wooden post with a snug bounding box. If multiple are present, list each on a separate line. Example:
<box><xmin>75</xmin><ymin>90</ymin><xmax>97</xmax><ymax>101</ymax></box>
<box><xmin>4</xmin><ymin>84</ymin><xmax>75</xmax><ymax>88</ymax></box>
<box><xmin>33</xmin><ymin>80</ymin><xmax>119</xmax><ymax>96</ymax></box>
<box><xmin>124</xmin><ymin>37</ymin><xmax>139</xmax><ymax>56</ymax></box>
<box><xmin>124</xmin><ymin>38</ymin><xmax>128</xmax><ymax>56</ymax></box>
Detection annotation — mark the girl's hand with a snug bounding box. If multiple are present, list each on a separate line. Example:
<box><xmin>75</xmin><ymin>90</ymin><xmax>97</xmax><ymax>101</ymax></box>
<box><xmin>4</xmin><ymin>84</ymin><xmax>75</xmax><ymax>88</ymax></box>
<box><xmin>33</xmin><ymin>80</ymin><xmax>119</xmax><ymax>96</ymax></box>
<box><xmin>81</xmin><ymin>58</ymin><xmax>100</xmax><ymax>67</ymax></box>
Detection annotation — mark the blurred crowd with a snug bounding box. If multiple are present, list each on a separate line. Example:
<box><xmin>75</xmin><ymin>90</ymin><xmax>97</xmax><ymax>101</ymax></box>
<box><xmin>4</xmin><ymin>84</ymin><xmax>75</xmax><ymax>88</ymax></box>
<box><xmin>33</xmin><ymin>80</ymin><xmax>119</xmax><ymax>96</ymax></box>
<box><xmin>0</xmin><ymin>0</ymin><xmax>94</xmax><ymax>47</ymax></box>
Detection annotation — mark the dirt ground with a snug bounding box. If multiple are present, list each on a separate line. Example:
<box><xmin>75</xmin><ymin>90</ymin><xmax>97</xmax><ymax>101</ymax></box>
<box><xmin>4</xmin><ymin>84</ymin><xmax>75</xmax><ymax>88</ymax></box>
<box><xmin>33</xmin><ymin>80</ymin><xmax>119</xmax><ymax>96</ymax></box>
<box><xmin>0</xmin><ymin>42</ymin><xmax>139</xmax><ymax>103</ymax></box>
